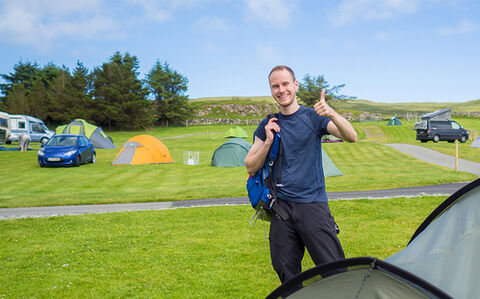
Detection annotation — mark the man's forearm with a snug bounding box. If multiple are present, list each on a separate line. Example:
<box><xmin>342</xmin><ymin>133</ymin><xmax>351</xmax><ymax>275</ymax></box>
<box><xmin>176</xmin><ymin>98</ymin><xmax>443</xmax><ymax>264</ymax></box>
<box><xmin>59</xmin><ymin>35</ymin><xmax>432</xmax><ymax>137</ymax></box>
<box><xmin>329</xmin><ymin>112</ymin><xmax>357</xmax><ymax>143</ymax></box>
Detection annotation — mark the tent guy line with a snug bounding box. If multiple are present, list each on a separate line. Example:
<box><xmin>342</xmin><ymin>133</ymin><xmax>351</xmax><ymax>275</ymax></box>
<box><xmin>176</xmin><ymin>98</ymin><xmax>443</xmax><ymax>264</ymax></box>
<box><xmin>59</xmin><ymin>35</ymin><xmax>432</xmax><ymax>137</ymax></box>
<box><xmin>0</xmin><ymin>182</ymin><xmax>467</xmax><ymax>220</ymax></box>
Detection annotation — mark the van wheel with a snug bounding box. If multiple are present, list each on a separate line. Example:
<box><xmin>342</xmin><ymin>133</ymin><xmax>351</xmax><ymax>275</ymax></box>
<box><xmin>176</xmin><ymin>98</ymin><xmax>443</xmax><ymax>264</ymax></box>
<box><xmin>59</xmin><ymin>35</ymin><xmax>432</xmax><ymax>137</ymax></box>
<box><xmin>460</xmin><ymin>135</ymin><xmax>467</xmax><ymax>143</ymax></box>
<box><xmin>75</xmin><ymin>155</ymin><xmax>81</xmax><ymax>167</ymax></box>
<box><xmin>433</xmin><ymin>135</ymin><xmax>440</xmax><ymax>143</ymax></box>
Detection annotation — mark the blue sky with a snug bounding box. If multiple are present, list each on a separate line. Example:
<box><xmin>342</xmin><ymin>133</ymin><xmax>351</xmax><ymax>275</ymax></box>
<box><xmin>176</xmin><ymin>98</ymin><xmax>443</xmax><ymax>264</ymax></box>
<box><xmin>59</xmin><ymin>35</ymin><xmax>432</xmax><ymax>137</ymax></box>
<box><xmin>0</xmin><ymin>0</ymin><xmax>478</xmax><ymax>103</ymax></box>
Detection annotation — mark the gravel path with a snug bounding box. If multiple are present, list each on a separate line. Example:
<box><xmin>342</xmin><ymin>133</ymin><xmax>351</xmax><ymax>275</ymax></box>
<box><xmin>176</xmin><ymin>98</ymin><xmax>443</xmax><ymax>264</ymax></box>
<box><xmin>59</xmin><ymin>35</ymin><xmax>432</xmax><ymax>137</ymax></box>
<box><xmin>1</xmin><ymin>143</ymin><xmax>477</xmax><ymax>220</ymax></box>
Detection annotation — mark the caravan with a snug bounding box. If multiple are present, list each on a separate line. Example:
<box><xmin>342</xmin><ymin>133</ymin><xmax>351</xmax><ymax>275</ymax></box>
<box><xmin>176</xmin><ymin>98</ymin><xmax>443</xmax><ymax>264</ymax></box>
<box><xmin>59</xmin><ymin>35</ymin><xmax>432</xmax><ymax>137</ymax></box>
<box><xmin>0</xmin><ymin>111</ymin><xmax>10</xmax><ymax>144</ymax></box>
<box><xmin>7</xmin><ymin>115</ymin><xmax>55</xmax><ymax>144</ymax></box>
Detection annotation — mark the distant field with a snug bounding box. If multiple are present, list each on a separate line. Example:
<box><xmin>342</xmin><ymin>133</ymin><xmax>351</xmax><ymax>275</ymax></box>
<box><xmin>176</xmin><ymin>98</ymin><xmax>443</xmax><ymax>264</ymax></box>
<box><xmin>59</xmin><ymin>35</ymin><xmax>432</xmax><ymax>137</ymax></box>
<box><xmin>0</xmin><ymin>122</ymin><xmax>477</xmax><ymax>208</ymax></box>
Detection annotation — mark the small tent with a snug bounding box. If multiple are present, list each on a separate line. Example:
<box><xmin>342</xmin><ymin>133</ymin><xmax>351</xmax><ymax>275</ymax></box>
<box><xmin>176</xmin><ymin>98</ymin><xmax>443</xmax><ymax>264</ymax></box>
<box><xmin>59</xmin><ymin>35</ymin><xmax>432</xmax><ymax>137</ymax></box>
<box><xmin>386</xmin><ymin>178</ymin><xmax>480</xmax><ymax>298</ymax></box>
<box><xmin>225</xmin><ymin>126</ymin><xmax>249</xmax><ymax>139</ymax></box>
<box><xmin>471</xmin><ymin>135</ymin><xmax>480</xmax><ymax>148</ymax></box>
<box><xmin>59</xmin><ymin>119</ymin><xmax>115</xmax><ymax>149</ymax></box>
<box><xmin>388</xmin><ymin>116</ymin><xmax>402</xmax><ymax>126</ymax></box>
<box><xmin>322</xmin><ymin>148</ymin><xmax>342</xmax><ymax>177</ymax></box>
<box><xmin>266</xmin><ymin>257</ymin><xmax>451</xmax><ymax>299</ymax></box>
<box><xmin>112</xmin><ymin>135</ymin><xmax>174</xmax><ymax>165</ymax></box>
<box><xmin>211</xmin><ymin>138</ymin><xmax>251</xmax><ymax>167</ymax></box>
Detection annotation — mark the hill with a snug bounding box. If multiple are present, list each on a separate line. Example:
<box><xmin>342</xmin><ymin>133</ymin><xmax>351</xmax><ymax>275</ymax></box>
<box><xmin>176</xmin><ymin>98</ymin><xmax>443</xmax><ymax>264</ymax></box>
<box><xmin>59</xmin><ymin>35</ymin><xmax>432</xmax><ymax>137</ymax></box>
<box><xmin>188</xmin><ymin>96</ymin><xmax>480</xmax><ymax>124</ymax></box>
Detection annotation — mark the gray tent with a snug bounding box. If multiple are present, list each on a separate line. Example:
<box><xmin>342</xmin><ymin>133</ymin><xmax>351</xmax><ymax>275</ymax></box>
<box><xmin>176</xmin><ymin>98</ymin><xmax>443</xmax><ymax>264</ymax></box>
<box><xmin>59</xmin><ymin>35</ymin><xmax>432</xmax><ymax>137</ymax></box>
<box><xmin>211</xmin><ymin>138</ymin><xmax>252</xmax><ymax>167</ymax></box>
<box><xmin>322</xmin><ymin>148</ymin><xmax>342</xmax><ymax>177</ymax></box>
<box><xmin>267</xmin><ymin>257</ymin><xmax>451</xmax><ymax>298</ymax></box>
<box><xmin>471</xmin><ymin>135</ymin><xmax>480</xmax><ymax>148</ymax></box>
<box><xmin>386</xmin><ymin>178</ymin><xmax>480</xmax><ymax>298</ymax></box>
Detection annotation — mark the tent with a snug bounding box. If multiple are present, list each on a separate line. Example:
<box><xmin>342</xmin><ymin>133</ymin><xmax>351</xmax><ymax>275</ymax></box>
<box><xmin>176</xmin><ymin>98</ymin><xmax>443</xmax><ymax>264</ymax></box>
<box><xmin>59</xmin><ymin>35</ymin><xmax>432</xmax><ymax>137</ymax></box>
<box><xmin>322</xmin><ymin>148</ymin><xmax>342</xmax><ymax>177</ymax></box>
<box><xmin>388</xmin><ymin>116</ymin><xmax>402</xmax><ymax>126</ymax></box>
<box><xmin>471</xmin><ymin>135</ymin><xmax>480</xmax><ymax>148</ymax></box>
<box><xmin>266</xmin><ymin>257</ymin><xmax>451</xmax><ymax>299</ymax></box>
<box><xmin>225</xmin><ymin>126</ymin><xmax>249</xmax><ymax>139</ymax></box>
<box><xmin>386</xmin><ymin>178</ymin><xmax>480</xmax><ymax>298</ymax></box>
<box><xmin>112</xmin><ymin>135</ymin><xmax>174</xmax><ymax>165</ymax></box>
<box><xmin>58</xmin><ymin>119</ymin><xmax>115</xmax><ymax>149</ymax></box>
<box><xmin>211</xmin><ymin>138</ymin><xmax>251</xmax><ymax>167</ymax></box>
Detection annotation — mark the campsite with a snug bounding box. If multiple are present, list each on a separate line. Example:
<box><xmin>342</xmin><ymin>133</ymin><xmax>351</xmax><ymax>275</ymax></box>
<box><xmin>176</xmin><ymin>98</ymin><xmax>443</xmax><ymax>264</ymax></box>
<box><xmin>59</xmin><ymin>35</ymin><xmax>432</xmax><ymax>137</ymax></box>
<box><xmin>1</xmin><ymin>113</ymin><xmax>480</xmax><ymax>297</ymax></box>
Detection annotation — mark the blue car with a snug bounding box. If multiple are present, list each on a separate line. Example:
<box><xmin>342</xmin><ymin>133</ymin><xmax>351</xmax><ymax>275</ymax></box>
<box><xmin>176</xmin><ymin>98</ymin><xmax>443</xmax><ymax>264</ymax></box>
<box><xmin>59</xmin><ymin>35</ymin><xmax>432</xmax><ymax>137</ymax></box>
<box><xmin>38</xmin><ymin>134</ymin><xmax>96</xmax><ymax>167</ymax></box>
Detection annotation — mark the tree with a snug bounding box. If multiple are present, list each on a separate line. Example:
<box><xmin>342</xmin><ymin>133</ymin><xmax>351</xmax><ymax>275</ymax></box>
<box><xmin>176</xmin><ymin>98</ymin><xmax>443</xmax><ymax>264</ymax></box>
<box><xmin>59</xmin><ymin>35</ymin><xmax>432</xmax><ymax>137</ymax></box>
<box><xmin>145</xmin><ymin>61</ymin><xmax>193</xmax><ymax>126</ymax></box>
<box><xmin>297</xmin><ymin>74</ymin><xmax>353</xmax><ymax>109</ymax></box>
<box><xmin>92</xmin><ymin>52</ymin><xmax>152</xmax><ymax>130</ymax></box>
<box><xmin>0</xmin><ymin>62</ymin><xmax>40</xmax><ymax>97</ymax></box>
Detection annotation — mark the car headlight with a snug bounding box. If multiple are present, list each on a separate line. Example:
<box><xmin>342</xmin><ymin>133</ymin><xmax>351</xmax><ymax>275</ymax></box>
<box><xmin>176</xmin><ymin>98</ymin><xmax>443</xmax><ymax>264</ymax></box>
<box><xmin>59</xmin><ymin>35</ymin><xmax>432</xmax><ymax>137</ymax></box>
<box><xmin>64</xmin><ymin>150</ymin><xmax>76</xmax><ymax>157</ymax></box>
<box><xmin>38</xmin><ymin>150</ymin><xmax>45</xmax><ymax>156</ymax></box>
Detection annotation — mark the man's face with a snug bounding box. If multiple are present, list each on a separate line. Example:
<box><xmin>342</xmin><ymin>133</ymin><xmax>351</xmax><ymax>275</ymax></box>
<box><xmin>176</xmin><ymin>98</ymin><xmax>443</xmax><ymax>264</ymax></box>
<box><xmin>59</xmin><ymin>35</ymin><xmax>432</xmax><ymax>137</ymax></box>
<box><xmin>269</xmin><ymin>69</ymin><xmax>299</xmax><ymax>108</ymax></box>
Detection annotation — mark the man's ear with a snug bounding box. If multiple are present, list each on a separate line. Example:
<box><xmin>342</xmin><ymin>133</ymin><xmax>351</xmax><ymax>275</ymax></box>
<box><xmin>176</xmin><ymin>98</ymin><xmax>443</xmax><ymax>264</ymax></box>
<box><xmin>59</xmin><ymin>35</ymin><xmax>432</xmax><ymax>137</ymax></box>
<box><xmin>294</xmin><ymin>80</ymin><xmax>299</xmax><ymax>91</ymax></box>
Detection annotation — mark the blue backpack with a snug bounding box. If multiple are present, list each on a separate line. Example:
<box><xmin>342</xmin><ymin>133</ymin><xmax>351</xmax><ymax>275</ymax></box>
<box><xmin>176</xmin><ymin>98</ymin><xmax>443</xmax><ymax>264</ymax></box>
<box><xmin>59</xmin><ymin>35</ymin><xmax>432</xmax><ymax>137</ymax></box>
<box><xmin>247</xmin><ymin>130</ymin><xmax>288</xmax><ymax>224</ymax></box>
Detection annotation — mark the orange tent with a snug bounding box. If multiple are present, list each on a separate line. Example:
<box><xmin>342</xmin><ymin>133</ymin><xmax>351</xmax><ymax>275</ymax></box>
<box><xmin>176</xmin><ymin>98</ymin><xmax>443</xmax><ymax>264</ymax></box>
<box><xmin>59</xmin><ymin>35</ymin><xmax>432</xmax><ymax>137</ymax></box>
<box><xmin>112</xmin><ymin>135</ymin><xmax>174</xmax><ymax>165</ymax></box>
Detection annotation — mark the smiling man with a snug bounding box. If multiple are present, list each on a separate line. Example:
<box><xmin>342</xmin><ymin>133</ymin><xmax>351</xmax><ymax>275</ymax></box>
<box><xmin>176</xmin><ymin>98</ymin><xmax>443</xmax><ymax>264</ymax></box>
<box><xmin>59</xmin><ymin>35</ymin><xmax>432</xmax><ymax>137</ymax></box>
<box><xmin>244</xmin><ymin>65</ymin><xmax>357</xmax><ymax>284</ymax></box>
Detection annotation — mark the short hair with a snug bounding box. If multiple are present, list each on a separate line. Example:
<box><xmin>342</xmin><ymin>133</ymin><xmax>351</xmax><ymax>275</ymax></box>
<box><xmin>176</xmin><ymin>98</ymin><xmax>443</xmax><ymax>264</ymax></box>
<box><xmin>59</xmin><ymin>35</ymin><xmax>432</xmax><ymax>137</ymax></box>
<box><xmin>268</xmin><ymin>65</ymin><xmax>296</xmax><ymax>82</ymax></box>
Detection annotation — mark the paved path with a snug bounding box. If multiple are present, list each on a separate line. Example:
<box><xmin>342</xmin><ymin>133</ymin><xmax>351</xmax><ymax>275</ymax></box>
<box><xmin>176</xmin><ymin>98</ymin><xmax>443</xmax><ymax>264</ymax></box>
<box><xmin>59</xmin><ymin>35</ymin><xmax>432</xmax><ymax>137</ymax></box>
<box><xmin>385</xmin><ymin>144</ymin><xmax>480</xmax><ymax>176</ymax></box>
<box><xmin>1</xmin><ymin>143</ymin><xmax>477</xmax><ymax>220</ymax></box>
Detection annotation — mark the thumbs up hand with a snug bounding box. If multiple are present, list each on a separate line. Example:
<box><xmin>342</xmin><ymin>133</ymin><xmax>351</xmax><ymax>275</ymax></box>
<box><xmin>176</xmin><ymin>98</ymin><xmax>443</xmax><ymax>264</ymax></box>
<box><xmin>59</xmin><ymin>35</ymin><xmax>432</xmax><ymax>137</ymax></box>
<box><xmin>314</xmin><ymin>89</ymin><xmax>334</xmax><ymax>117</ymax></box>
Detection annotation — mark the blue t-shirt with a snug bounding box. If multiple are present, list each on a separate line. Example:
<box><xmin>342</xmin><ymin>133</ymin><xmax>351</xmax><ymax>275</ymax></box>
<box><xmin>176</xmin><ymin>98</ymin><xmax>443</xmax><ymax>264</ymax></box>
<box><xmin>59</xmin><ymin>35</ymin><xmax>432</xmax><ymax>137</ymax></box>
<box><xmin>254</xmin><ymin>106</ymin><xmax>331</xmax><ymax>203</ymax></box>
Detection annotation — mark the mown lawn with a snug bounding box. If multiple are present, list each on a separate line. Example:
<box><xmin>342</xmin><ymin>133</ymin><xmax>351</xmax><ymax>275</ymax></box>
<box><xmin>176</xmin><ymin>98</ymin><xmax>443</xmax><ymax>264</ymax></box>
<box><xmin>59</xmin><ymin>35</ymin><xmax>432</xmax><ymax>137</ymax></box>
<box><xmin>0</xmin><ymin>196</ymin><xmax>445</xmax><ymax>298</ymax></box>
<box><xmin>0</xmin><ymin>123</ymin><xmax>476</xmax><ymax>208</ymax></box>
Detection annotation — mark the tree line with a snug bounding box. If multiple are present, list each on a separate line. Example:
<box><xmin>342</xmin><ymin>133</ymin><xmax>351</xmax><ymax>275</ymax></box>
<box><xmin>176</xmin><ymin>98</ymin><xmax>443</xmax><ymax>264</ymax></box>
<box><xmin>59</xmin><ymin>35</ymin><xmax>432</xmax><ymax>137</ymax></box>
<box><xmin>0</xmin><ymin>51</ymin><xmax>350</xmax><ymax>130</ymax></box>
<box><xmin>0</xmin><ymin>51</ymin><xmax>192</xmax><ymax>130</ymax></box>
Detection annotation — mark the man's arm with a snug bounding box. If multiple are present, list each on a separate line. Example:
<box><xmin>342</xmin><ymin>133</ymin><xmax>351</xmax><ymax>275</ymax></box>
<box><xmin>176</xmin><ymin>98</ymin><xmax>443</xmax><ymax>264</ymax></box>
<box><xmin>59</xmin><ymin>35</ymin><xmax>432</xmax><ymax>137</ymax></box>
<box><xmin>314</xmin><ymin>89</ymin><xmax>357</xmax><ymax>143</ymax></box>
<box><xmin>244</xmin><ymin>118</ymin><xmax>280</xmax><ymax>175</ymax></box>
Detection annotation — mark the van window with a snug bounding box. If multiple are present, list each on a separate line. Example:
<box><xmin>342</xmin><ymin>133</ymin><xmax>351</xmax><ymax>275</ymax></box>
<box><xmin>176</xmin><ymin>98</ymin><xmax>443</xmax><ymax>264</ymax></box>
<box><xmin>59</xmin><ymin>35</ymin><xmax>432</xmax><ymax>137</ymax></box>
<box><xmin>32</xmin><ymin>123</ymin><xmax>46</xmax><ymax>133</ymax></box>
<box><xmin>18</xmin><ymin>121</ymin><xmax>26</xmax><ymax>129</ymax></box>
<box><xmin>451</xmin><ymin>122</ymin><xmax>461</xmax><ymax>130</ymax></box>
<box><xmin>0</xmin><ymin>118</ymin><xmax>7</xmax><ymax>128</ymax></box>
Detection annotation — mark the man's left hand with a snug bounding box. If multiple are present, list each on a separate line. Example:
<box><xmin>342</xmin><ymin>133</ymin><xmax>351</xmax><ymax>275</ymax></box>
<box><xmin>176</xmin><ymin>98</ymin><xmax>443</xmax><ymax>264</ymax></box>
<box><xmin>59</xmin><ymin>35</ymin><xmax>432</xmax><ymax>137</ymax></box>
<box><xmin>314</xmin><ymin>89</ymin><xmax>334</xmax><ymax>118</ymax></box>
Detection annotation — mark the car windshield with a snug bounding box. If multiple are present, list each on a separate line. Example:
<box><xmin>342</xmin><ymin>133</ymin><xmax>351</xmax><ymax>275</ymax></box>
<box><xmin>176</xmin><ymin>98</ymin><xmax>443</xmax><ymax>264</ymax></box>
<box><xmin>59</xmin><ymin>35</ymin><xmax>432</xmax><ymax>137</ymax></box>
<box><xmin>47</xmin><ymin>136</ymin><xmax>78</xmax><ymax>146</ymax></box>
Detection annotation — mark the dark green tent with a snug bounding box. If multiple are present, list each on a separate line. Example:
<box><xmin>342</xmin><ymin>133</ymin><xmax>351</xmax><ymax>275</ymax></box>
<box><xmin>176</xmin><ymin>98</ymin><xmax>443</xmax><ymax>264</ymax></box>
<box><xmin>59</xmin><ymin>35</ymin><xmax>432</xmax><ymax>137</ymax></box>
<box><xmin>211</xmin><ymin>138</ymin><xmax>252</xmax><ymax>167</ymax></box>
<box><xmin>388</xmin><ymin>116</ymin><xmax>402</xmax><ymax>126</ymax></box>
<box><xmin>225</xmin><ymin>126</ymin><xmax>249</xmax><ymax>139</ymax></box>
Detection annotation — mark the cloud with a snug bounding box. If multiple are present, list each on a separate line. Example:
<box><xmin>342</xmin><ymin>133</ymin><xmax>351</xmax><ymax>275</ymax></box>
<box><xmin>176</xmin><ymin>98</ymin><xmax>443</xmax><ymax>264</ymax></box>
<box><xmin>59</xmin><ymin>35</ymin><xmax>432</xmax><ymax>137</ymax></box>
<box><xmin>0</xmin><ymin>0</ymin><xmax>199</xmax><ymax>49</ymax></box>
<box><xmin>375</xmin><ymin>31</ymin><xmax>389</xmax><ymax>42</ymax></box>
<box><xmin>245</xmin><ymin>0</ymin><xmax>298</xmax><ymax>28</ymax></box>
<box><xmin>194</xmin><ymin>16</ymin><xmax>228</xmax><ymax>32</ymax></box>
<box><xmin>330</xmin><ymin>0</ymin><xmax>420</xmax><ymax>26</ymax></box>
<box><xmin>256</xmin><ymin>43</ymin><xmax>283</xmax><ymax>65</ymax></box>
<box><xmin>437</xmin><ymin>19</ymin><xmax>478</xmax><ymax>36</ymax></box>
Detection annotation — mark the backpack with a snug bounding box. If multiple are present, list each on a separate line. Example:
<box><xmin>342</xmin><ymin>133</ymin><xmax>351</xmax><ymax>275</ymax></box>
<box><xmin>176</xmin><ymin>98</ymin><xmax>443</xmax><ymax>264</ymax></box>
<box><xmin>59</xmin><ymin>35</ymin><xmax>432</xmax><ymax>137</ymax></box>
<box><xmin>247</xmin><ymin>116</ymin><xmax>288</xmax><ymax>225</ymax></box>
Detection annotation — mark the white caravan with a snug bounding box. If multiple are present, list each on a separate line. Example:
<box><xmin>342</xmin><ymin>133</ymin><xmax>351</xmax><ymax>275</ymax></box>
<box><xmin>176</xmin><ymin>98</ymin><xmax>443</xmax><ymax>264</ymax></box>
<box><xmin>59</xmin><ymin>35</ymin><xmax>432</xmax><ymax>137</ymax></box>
<box><xmin>8</xmin><ymin>115</ymin><xmax>55</xmax><ymax>144</ymax></box>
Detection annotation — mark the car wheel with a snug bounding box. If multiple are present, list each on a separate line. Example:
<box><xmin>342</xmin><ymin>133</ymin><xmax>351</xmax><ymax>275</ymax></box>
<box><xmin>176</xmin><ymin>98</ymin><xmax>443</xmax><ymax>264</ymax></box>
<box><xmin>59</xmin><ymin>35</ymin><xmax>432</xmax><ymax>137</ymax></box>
<box><xmin>90</xmin><ymin>152</ymin><xmax>96</xmax><ymax>164</ymax></box>
<box><xmin>39</xmin><ymin>163</ymin><xmax>45</xmax><ymax>168</ymax></box>
<box><xmin>460</xmin><ymin>135</ymin><xmax>467</xmax><ymax>143</ymax></box>
<box><xmin>40</xmin><ymin>137</ymin><xmax>49</xmax><ymax>144</ymax></box>
<box><xmin>433</xmin><ymin>135</ymin><xmax>440</xmax><ymax>143</ymax></box>
<box><xmin>75</xmin><ymin>155</ymin><xmax>81</xmax><ymax>167</ymax></box>
<box><xmin>421</xmin><ymin>140</ymin><xmax>427</xmax><ymax>143</ymax></box>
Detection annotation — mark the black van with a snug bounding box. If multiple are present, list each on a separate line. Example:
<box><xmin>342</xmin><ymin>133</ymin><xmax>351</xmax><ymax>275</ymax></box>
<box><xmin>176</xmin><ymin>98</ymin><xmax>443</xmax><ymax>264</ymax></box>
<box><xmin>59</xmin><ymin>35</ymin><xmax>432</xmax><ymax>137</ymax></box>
<box><xmin>415</xmin><ymin>120</ymin><xmax>469</xmax><ymax>143</ymax></box>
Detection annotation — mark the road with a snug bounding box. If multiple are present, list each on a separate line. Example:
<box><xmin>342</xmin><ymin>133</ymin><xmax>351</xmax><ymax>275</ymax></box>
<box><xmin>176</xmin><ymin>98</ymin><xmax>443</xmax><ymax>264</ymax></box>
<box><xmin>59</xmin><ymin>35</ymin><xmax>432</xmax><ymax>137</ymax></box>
<box><xmin>1</xmin><ymin>144</ymin><xmax>478</xmax><ymax>220</ymax></box>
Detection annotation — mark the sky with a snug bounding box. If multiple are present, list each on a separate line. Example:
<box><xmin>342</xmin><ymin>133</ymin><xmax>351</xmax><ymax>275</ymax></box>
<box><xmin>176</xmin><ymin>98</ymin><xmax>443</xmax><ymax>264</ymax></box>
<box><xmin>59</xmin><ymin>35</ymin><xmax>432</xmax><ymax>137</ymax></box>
<box><xmin>0</xmin><ymin>0</ymin><xmax>479</xmax><ymax>103</ymax></box>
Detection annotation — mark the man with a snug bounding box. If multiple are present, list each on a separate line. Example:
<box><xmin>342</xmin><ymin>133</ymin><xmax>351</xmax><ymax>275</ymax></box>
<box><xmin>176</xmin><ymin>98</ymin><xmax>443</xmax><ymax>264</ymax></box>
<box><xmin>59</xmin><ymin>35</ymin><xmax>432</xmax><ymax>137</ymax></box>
<box><xmin>244</xmin><ymin>65</ymin><xmax>357</xmax><ymax>283</ymax></box>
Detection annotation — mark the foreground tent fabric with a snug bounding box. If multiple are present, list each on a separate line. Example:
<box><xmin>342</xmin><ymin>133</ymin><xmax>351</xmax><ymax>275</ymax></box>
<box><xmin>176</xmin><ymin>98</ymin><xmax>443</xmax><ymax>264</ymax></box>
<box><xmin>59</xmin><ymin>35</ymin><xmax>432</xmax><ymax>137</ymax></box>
<box><xmin>225</xmin><ymin>126</ymin><xmax>249</xmax><ymax>139</ymax></box>
<box><xmin>266</xmin><ymin>257</ymin><xmax>451</xmax><ymax>299</ymax></box>
<box><xmin>112</xmin><ymin>135</ymin><xmax>174</xmax><ymax>165</ymax></box>
<box><xmin>388</xmin><ymin>116</ymin><xmax>402</xmax><ymax>126</ymax></box>
<box><xmin>211</xmin><ymin>138</ymin><xmax>251</xmax><ymax>167</ymax></box>
<box><xmin>471</xmin><ymin>135</ymin><xmax>480</xmax><ymax>148</ymax></box>
<box><xmin>59</xmin><ymin>119</ymin><xmax>115</xmax><ymax>149</ymax></box>
<box><xmin>386</xmin><ymin>178</ymin><xmax>480</xmax><ymax>299</ymax></box>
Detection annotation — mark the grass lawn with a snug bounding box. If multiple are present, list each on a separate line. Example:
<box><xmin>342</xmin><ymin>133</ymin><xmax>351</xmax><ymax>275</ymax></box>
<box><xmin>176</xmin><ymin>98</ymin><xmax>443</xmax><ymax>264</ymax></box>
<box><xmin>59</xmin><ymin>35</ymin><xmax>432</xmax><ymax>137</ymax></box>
<box><xmin>0</xmin><ymin>196</ymin><xmax>445</xmax><ymax>298</ymax></box>
<box><xmin>0</xmin><ymin>123</ymin><xmax>476</xmax><ymax>208</ymax></box>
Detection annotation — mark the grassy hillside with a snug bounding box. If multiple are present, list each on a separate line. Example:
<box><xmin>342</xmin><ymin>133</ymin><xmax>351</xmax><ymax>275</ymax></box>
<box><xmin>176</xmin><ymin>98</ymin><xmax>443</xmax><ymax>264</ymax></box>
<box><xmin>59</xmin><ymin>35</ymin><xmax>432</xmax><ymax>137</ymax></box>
<box><xmin>189</xmin><ymin>96</ymin><xmax>480</xmax><ymax>120</ymax></box>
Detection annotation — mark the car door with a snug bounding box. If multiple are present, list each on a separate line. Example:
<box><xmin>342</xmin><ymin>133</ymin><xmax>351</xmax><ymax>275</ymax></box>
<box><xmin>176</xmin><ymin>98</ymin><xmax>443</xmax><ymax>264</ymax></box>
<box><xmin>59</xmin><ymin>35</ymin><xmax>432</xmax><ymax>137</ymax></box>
<box><xmin>450</xmin><ymin>121</ymin><xmax>462</xmax><ymax>140</ymax></box>
<box><xmin>30</xmin><ymin>123</ymin><xmax>46</xmax><ymax>142</ymax></box>
<box><xmin>79</xmin><ymin>137</ymin><xmax>91</xmax><ymax>162</ymax></box>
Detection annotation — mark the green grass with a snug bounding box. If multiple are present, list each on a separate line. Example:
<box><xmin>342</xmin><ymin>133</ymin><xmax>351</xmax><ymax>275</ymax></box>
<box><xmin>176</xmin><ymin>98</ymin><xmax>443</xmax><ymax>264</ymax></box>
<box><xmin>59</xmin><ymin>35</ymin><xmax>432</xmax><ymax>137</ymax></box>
<box><xmin>0</xmin><ymin>124</ymin><xmax>476</xmax><ymax>208</ymax></box>
<box><xmin>0</xmin><ymin>196</ymin><xmax>444</xmax><ymax>298</ymax></box>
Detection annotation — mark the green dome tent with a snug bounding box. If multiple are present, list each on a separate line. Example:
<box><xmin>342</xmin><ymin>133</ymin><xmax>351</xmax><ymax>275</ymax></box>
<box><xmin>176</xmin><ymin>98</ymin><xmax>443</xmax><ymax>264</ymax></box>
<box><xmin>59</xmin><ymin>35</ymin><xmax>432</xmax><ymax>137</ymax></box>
<box><xmin>57</xmin><ymin>119</ymin><xmax>116</xmax><ymax>149</ymax></box>
<box><xmin>211</xmin><ymin>138</ymin><xmax>251</xmax><ymax>167</ymax></box>
<box><xmin>388</xmin><ymin>116</ymin><xmax>402</xmax><ymax>126</ymax></box>
<box><xmin>225</xmin><ymin>126</ymin><xmax>249</xmax><ymax>139</ymax></box>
